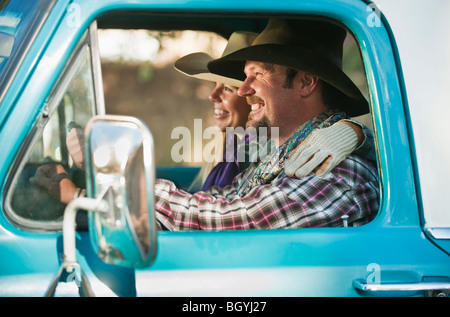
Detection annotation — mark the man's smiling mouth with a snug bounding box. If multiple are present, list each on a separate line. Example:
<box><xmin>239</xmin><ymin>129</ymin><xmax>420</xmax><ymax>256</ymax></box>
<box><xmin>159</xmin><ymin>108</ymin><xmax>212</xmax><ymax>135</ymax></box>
<box><xmin>247</xmin><ymin>96</ymin><xmax>264</xmax><ymax>113</ymax></box>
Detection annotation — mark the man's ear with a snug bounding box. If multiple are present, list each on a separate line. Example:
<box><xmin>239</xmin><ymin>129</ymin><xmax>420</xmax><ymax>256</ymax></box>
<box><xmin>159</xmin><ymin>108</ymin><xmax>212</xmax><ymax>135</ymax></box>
<box><xmin>296</xmin><ymin>72</ymin><xmax>319</xmax><ymax>97</ymax></box>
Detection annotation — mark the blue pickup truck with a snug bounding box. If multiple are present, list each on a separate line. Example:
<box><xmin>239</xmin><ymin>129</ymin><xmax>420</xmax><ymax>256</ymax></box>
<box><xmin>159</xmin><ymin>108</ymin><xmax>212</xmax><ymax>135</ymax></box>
<box><xmin>0</xmin><ymin>0</ymin><xmax>449</xmax><ymax>297</ymax></box>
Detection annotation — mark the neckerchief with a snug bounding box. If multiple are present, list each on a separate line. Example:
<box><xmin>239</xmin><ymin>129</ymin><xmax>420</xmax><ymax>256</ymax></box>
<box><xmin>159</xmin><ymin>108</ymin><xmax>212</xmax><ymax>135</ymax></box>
<box><xmin>238</xmin><ymin>110</ymin><xmax>347</xmax><ymax>197</ymax></box>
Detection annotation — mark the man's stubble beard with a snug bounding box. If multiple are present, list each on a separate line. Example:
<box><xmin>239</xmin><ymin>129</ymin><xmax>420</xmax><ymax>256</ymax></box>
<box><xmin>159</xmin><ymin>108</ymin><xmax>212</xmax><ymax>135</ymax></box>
<box><xmin>246</xmin><ymin>113</ymin><xmax>270</xmax><ymax>130</ymax></box>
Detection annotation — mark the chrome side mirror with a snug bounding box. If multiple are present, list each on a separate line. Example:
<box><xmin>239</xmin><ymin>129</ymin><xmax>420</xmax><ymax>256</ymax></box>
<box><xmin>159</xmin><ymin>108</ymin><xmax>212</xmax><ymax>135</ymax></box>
<box><xmin>85</xmin><ymin>115</ymin><xmax>157</xmax><ymax>268</ymax></box>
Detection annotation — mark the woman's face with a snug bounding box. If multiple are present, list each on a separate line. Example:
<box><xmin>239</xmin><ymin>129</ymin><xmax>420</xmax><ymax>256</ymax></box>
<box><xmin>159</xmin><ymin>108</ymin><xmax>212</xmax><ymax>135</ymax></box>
<box><xmin>208</xmin><ymin>82</ymin><xmax>251</xmax><ymax>132</ymax></box>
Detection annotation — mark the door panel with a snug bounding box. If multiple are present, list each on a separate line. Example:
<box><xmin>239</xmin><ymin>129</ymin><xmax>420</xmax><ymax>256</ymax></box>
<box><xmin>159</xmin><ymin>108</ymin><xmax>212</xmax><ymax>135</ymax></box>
<box><xmin>134</xmin><ymin>227</ymin><xmax>450</xmax><ymax>296</ymax></box>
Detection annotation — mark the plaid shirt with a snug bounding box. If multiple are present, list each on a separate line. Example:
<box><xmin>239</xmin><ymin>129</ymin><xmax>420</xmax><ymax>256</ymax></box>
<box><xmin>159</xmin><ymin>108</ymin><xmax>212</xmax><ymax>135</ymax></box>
<box><xmin>155</xmin><ymin>154</ymin><xmax>379</xmax><ymax>231</ymax></box>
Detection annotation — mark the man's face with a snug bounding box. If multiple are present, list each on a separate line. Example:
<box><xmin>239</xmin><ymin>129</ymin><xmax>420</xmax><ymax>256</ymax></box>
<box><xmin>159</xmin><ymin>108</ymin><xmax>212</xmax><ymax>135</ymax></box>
<box><xmin>238</xmin><ymin>61</ymin><xmax>300</xmax><ymax>134</ymax></box>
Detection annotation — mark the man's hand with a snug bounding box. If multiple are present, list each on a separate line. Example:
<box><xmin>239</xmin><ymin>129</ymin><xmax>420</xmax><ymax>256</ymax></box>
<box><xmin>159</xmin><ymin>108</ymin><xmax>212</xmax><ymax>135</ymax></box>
<box><xmin>66</xmin><ymin>127</ymin><xmax>85</xmax><ymax>170</ymax></box>
<box><xmin>29</xmin><ymin>164</ymin><xmax>77</xmax><ymax>204</ymax></box>
<box><xmin>285</xmin><ymin>121</ymin><xmax>363</xmax><ymax>178</ymax></box>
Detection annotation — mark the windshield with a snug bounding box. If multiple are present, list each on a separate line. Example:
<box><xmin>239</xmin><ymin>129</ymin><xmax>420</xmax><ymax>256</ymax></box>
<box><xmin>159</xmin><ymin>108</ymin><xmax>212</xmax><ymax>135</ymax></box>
<box><xmin>0</xmin><ymin>0</ymin><xmax>56</xmax><ymax>103</ymax></box>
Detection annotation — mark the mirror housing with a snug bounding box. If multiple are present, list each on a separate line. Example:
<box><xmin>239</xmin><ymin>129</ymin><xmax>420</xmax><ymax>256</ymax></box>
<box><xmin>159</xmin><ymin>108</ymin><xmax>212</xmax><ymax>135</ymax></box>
<box><xmin>84</xmin><ymin>115</ymin><xmax>157</xmax><ymax>268</ymax></box>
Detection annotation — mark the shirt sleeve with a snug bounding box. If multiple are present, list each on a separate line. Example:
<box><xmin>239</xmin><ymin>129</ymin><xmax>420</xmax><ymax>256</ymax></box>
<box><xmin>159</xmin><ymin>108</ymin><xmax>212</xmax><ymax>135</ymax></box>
<box><xmin>342</xmin><ymin>119</ymin><xmax>376</xmax><ymax>163</ymax></box>
<box><xmin>154</xmin><ymin>157</ymin><xmax>379</xmax><ymax>231</ymax></box>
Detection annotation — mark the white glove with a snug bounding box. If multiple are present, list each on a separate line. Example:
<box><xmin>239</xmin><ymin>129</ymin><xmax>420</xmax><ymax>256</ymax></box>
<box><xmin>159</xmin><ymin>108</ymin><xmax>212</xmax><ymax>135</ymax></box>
<box><xmin>66</xmin><ymin>127</ymin><xmax>85</xmax><ymax>170</ymax></box>
<box><xmin>285</xmin><ymin>123</ymin><xmax>358</xmax><ymax>178</ymax></box>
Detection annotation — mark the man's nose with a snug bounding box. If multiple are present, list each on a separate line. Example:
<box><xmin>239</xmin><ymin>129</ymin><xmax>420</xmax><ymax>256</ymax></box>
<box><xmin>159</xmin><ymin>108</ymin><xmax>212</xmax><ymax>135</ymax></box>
<box><xmin>237</xmin><ymin>77</ymin><xmax>255</xmax><ymax>97</ymax></box>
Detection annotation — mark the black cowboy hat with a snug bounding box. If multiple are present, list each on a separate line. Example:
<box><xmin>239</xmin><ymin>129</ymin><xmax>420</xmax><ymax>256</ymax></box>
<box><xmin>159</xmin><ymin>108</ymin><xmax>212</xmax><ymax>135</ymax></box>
<box><xmin>207</xmin><ymin>18</ymin><xmax>369</xmax><ymax>117</ymax></box>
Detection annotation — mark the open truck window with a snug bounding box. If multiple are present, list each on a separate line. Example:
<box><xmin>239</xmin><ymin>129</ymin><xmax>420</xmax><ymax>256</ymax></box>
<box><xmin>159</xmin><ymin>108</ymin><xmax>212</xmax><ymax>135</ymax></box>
<box><xmin>4</xmin><ymin>14</ymin><xmax>379</xmax><ymax>231</ymax></box>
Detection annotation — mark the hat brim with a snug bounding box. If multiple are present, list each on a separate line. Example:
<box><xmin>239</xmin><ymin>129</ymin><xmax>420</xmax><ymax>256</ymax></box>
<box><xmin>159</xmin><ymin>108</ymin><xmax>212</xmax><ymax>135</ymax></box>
<box><xmin>208</xmin><ymin>44</ymin><xmax>369</xmax><ymax>117</ymax></box>
<box><xmin>174</xmin><ymin>52</ymin><xmax>244</xmax><ymax>87</ymax></box>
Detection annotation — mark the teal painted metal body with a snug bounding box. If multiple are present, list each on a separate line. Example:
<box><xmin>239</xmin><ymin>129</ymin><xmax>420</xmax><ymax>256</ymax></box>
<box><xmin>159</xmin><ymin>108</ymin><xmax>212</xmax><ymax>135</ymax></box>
<box><xmin>0</xmin><ymin>0</ymin><xmax>449</xmax><ymax>296</ymax></box>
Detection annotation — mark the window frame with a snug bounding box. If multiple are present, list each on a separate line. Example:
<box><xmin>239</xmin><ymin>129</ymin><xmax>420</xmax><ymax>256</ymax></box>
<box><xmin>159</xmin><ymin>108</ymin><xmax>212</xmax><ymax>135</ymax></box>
<box><xmin>3</xmin><ymin>22</ymin><xmax>104</xmax><ymax>231</ymax></box>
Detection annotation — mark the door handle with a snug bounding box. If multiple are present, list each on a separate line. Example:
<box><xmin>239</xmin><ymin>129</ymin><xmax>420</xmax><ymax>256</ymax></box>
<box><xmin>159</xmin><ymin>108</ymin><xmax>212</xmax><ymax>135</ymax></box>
<box><xmin>353</xmin><ymin>279</ymin><xmax>450</xmax><ymax>297</ymax></box>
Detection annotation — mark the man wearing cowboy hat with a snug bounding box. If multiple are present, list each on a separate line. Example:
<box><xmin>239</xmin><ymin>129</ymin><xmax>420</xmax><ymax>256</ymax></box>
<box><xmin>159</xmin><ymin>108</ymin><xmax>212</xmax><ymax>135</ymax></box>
<box><xmin>174</xmin><ymin>30</ymin><xmax>375</xmax><ymax>185</ymax></box>
<box><xmin>154</xmin><ymin>18</ymin><xmax>379</xmax><ymax>230</ymax></box>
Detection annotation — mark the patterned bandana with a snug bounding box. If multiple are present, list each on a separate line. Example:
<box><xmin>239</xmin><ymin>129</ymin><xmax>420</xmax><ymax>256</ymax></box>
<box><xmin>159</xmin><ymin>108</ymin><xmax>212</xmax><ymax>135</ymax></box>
<box><xmin>238</xmin><ymin>110</ymin><xmax>347</xmax><ymax>197</ymax></box>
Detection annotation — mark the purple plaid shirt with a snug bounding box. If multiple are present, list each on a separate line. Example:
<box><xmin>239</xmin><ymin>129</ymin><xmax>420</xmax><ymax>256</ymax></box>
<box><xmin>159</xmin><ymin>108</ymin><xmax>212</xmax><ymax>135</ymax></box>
<box><xmin>155</xmin><ymin>154</ymin><xmax>379</xmax><ymax>231</ymax></box>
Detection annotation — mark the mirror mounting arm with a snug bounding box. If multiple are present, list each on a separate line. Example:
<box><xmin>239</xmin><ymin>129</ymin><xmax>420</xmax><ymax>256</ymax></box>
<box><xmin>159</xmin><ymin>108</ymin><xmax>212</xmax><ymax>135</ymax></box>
<box><xmin>45</xmin><ymin>188</ymin><xmax>109</xmax><ymax>297</ymax></box>
<box><xmin>63</xmin><ymin>194</ymin><xmax>109</xmax><ymax>265</ymax></box>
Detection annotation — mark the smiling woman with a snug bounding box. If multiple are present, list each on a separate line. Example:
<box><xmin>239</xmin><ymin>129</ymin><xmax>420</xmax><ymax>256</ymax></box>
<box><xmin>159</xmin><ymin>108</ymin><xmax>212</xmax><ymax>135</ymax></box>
<box><xmin>209</xmin><ymin>83</ymin><xmax>250</xmax><ymax>132</ymax></box>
